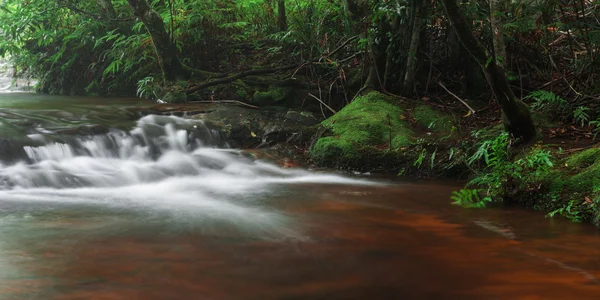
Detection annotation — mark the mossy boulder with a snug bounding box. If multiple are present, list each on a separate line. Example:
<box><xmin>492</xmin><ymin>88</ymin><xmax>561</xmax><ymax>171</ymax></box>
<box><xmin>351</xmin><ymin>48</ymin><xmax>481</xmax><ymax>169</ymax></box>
<box><xmin>309</xmin><ymin>91</ymin><xmax>414</xmax><ymax>169</ymax></box>
<box><xmin>544</xmin><ymin>148</ymin><xmax>600</xmax><ymax>196</ymax></box>
<box><xmin>251</xmin><ymin>86</ymin><xmax>293</xmax><ymax>106</ymax></box>
<box><xmin>413</xmin><ymin>104</ymin><xmax>456</xmax><ymax>134</ymax></box>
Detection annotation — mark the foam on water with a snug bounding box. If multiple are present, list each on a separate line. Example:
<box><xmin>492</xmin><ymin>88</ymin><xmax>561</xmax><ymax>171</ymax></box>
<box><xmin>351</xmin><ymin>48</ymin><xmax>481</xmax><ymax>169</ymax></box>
<box><xmin>0</xmin><ymin>115</ymin><xmax>379</xmax><ymax>239</ymax></box>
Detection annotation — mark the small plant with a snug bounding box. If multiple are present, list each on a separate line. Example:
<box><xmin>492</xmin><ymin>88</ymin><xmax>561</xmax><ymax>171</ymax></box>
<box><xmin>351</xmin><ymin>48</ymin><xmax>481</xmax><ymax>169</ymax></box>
<box><xmin>136</xmin><ymin>76</ymin><xmax>158</xmax><ymax>99</ymax></box>
<box><xmin>548</xmin><ymin>200</ymin><xmax>582</xmax><ymax>222</ymax></box>
<box><xmin>524</xmin><ymin>90</ymin><xmax>567</xmax><ymax>112</ymax></box>
<box><xmin>413</xmin><ymin>149</ymin><xmax>426</xmax><ymax>168</ymax></box>
<box><xmin>451</xmin><ymin>189</ymin><xmax>492</xmax><ymax>208</ymax></box>
<box><xmin>573</xmin><ymin>106</ymin><xmax>590</xmax><ymax>127</ymax></box>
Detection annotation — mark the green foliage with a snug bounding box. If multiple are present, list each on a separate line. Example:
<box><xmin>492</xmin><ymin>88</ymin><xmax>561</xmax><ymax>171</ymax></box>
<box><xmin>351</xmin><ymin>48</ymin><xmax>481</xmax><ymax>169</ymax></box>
<box><xmin>137</xmin><ymin>76</ymin><xmax>159</xmax><ymax>99</ymax></box>
<box><xmin>573</xmin><ymin>106</ymin><xmax>590</xmax><ymax>127</ymax></box>
<box><xmin>455</xmin><ymin>133</ymin><xmax>555</xmax><ymax>207</ymax></box>
<box><xmin>524</xmin><ymin>90</ymin><xmax>567</xmax><ymax>112</ymax></box>
<box><xmin>451</xmin><ymin>189</ymin><xmax>491</xmax><ymax>208</ymax></box>
<box><xmin>548</xmin><ymin>200</ymin><xmax>583</xmax><ymax>222</ymax></box>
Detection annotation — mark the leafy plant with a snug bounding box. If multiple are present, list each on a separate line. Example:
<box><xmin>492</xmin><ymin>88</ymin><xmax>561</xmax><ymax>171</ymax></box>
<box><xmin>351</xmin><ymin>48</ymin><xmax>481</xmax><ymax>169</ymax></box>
<box><xmin>451</xmin><ymin>189</ymin><xmax>492</xmax><ymax>208</ymax></box>
<box><xmin>524</xmin><ymin>90</ymin><xmax>567</xmax><ymax>112</ymax></box>
<box><xmin>459</xmin><ymin>132</ymin><xmax>555</xmax><ymax>206</ymax></box>
<box><xmin>136</xmin><ymin>76</ymin><xmax>159</xmax><ymax>99</ymax></box>
<box><xmin>548</xmin><ymin>200</ymin><xmax>582</xmax><ymax>222</ymax></box>
<box><xmin>573</xmin><ymin>106</ymin><xmax>590</xmax><ymax>127</ymax></box>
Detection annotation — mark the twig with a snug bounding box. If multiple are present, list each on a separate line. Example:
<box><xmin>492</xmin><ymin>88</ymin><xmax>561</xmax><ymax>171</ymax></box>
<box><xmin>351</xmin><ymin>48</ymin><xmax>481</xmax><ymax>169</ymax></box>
<box><xmin>308</xmin><ymin>93</ymin><xmax>337</xmax><ymax>114</ymax></box>
<box><xmin>323</xmin><ymin>35</ymin><xmax>359</xmax><ymax>58</ymax></box>
<box><xmin>438</xmin><ymin>82</ymin><xmax>476</xmax><ymax>114</ymax></box>
<box><xmin>189</xmin><ymin>100</ymin><xmax>260</xmax><ymax>109</ymax></box>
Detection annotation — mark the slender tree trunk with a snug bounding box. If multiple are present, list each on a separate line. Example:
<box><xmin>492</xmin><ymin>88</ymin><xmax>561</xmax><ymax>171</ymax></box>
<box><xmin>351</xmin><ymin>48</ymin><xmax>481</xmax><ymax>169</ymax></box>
<box><xmin>490</xmin><ymin>0</ymin><xmax>507</xmax><ymax>68</ymax></box>
<box><xmin>441</xmin><ymin>0</ymin><xmax>537</xmax><ymax>142</ymax></box>
<box><xmin>96</xmin><ymin>0</ymin><xmax>117</xmax><ymax>20</ymax></box>
<box><xmin>383</xmin><ymin>17</ymin><xmax>400</xmax><ymax>91</ymax></box>
<box><xmin>277</xmin><ymin>0</ymin><xmax>287</xmax><ymax>31</ymax></box>
<box><xmin>345</xmin><ymin>0</ymin><xmax>381</xmax><ymax>90</ymax></box>
<box><xmin>127</xmin><ymin>0</ymin><xmax>187</xmax><ymax>82</ymax></box>
<box><xmin>403</xmin><ymin>2</ymin><xmax>423</xmax><ymax>94</ymax></box>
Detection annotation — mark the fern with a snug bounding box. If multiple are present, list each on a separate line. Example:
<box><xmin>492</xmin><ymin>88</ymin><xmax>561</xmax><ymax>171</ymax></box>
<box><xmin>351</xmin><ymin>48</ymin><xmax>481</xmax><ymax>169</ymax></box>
<box><xmin>451</xmin><ymin>189</ymin><xmax>491</xmax><ymax>208</ymax></box>
<box><xmin>573</xmin><ymin>106</ymin><xmax>590</xmax><ymax>127</ymax></box>
<box><xmin>524</xmin><ymin>90</ymin><xmax>567</xmax><ymax>112</ymax></box>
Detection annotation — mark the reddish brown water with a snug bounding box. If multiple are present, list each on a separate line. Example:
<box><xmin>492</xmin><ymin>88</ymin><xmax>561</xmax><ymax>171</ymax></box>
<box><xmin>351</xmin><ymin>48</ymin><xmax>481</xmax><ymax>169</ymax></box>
<box><xmin>2</xmin><ymin>180</ymin><xmax>600</xmax><ymax>299</ymax></box>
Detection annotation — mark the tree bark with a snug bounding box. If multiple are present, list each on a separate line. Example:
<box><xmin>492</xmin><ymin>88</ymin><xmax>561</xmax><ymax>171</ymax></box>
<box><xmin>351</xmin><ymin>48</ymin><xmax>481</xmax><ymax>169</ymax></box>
<box><xmin>441</xmin><ymin>0</ymin><xmax>537</xmax><ymax>142</ymax></box>
<box><xmin>489</xmin><ymin>0</ymin><xmax>507</xmax><ymax>68</ymax></box>
<box><xmin>96</xmin><ymin>0</ymin><xmax>117</xmax><ymax>20</ymax></box>
<box><xmin>402</xmin><ymin>1</ymin><xmax>423</xmax><ymax>94</ymax></box>
<box><xmin>127</xmin><ymin>0</ymin><xmax>187</xmax><ymax>82</ymax></box>
<box><xmin>277</xmin><ymin>0</ymin><xmax>287</xmax><ymax>31</ymax></box>
<box><xmin>345</xmin><ymin>0</ymin><xmax>381</xmax><ymax>90</ymax></box>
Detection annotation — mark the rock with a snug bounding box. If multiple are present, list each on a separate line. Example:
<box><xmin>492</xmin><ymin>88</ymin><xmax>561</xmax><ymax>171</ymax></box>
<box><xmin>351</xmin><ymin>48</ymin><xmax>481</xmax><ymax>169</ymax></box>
<box><xmin>284</xmin><ymin>110</ymin><xmax>320</xmax><ymax>126</ymax></box>
<box><xmin>163</xmin><ymin>91</ymin><xmax>187</xmax><ymax>103</ymax></box>
<box><xmin>309</xmin><ymin>91</ymin><xmax>415</xmax><ymax>169</ymax></box>
<box><xmin>189</xmin><ymin>104</ymin><xmax>323</xmax><ymax>148</ymax></box>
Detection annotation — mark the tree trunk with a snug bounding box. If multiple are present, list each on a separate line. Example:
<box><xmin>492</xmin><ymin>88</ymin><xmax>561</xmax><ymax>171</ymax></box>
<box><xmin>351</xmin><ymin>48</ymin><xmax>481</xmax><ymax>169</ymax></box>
<box><xmin>402</xmin><ymin>1</ymin><xmax>423</xmax><ymax>94</ymax></box>
<box><xmin>127</xmin><ymin>0</ymin><xmax>187</xmax><ymax>82</ymax></box>
<box><xmin>345</xmin><ymin>0</ymin><xmax>381</xmax><ymax>90</ymax></box>
<box><xmin>490</xmin><ymin>0</ymin><xmax>507</xmax><ymax>68</ymax></box>
<box><xmin>277</xmin><ymin>0</ymin><xmax>287</xmax><ymax>31</ymax></box>
<box><xmin>96</xmin><ymin>0</ymin><xmax>117</xmax><ymax>20</ymax></box>
<box><xmin>441</xmin><ymin>0</ymin><xmax>537</xmax><ymax>142</ymax></box>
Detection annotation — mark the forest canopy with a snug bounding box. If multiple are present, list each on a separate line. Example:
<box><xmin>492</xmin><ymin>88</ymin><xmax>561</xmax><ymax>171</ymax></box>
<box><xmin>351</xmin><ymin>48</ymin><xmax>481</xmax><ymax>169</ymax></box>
<box><xmin>0</xmin><ymin>0</ymin><xmax>598</xmax><ymax>141</ymax></box>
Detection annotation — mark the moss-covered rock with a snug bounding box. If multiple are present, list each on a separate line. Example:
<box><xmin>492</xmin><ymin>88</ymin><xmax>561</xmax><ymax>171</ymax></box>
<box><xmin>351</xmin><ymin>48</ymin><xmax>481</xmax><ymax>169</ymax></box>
<box><xmin>413</xmin><ymin>104</ymin><xmax>456</xmax><ymax>133</ymax></box>
<box><xmin>251</xmin><ymin>86</ymin><xmax>292</xmax><ymax>106</ymax></box>
<box><xmin>507</xmin><ymin>147</ymin><xmax>600</xmax><ymax>225</ymax></box>
<box><xmin>309</xmin><ymin>91</ymin><xmax>414</xmax><ymax>169</ymax></box>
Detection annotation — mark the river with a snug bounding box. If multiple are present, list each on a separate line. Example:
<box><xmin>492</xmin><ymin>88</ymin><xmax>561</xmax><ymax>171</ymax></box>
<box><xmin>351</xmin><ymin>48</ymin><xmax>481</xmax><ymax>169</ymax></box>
<box><xmin>0</xmin><ymin>92</ymin><xmax>600</xmax><ymax>299</ymax></box>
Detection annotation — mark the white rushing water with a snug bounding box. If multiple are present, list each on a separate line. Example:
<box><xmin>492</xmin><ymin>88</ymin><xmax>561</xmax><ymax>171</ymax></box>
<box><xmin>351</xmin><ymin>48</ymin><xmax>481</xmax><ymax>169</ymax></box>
<box><xmin>0</xmin><ymin>114</ymin><xmax>378</xmax><ymax>239</ymax></box>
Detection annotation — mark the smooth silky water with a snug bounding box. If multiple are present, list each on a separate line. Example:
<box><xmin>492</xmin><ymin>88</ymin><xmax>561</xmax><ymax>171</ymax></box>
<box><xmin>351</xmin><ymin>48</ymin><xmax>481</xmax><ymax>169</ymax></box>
<box><xmin>2</xmin><ymin>92</ymin><xmax>600</xmax><ymax>299</ymax></box>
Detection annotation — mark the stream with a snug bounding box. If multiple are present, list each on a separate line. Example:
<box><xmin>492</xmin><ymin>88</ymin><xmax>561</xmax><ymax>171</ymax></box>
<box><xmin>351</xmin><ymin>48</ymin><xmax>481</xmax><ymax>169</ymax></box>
<box><xmin>1</xmin><ymin>92</ymin><xmax>600</xmax><ymax>299</ymax></box>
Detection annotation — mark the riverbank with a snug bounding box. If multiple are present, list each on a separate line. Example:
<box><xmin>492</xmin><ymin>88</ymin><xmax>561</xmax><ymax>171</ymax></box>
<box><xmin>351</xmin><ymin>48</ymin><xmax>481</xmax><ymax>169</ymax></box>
<box><xmin>140</xmin><ymin>90</ymin><xmax>600</xmax><ymax>226</ymax></box>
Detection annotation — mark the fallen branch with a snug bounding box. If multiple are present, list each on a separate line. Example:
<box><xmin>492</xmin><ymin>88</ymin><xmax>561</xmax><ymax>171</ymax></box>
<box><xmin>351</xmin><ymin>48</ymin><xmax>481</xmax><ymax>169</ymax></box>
<box><xmin>323</xmin><ymin>35</ymin><xmax>359</xmax><ymax>59</ymax></box>
<box><xmin>308</xmin><ymin>93</ymin><xmax>337</xmax><ymax>114</ymax></box>
<box><xmin>438</xmin><ymin>82</ymin><xmax>476</xmax><ymax>115</ymax></box>
<box><xmin>190</xmin><ymin>100</ymin><xmax>260</xmax><ymax>109</ymax></box>
<box><xmin>186</xmin><ymin>37</ymin><xmax>362</xmax><ymax>95</ymax></box>
<box><xmin>185</xmin><ymin>63</ymin><xmax>301</xmax><ymax>94</ymax></box>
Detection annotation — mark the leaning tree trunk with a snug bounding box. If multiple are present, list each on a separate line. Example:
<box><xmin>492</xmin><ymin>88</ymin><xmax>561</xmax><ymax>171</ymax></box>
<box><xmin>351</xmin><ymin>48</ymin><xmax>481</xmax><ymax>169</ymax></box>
<box><xmin>490</xmin><ymin>0</ymin><xmax>507</xmax><ymax>68</ymax></box>
<box><xmin>277</xmin><ymin>0</ymin><xmax>287</xmax><ymax>31</ymax></box>
<box><xmin>441</xmin><ymin>0</ymin><xmax>537</xmax><ymax>142</ymax></box>
<box><xmin>127</xmin><ymin>0</ymin><xmax>187</xmax><ymax>82</ymax></box>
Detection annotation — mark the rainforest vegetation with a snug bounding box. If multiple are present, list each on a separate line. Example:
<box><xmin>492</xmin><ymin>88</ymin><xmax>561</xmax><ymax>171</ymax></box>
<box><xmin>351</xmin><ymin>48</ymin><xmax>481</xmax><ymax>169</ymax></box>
<box><xmin>1</xmin><ymin>0</ymin><xmax>600</xmax><ymax>223</ymax></box>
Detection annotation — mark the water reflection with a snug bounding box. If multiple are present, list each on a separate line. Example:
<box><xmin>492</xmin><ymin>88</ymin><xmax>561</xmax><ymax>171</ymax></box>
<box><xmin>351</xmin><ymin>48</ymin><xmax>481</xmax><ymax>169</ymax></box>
<box><xmin>1</xmin><ymin>182</ymin><xmax>600</xmax><ymax>299</ymax></box>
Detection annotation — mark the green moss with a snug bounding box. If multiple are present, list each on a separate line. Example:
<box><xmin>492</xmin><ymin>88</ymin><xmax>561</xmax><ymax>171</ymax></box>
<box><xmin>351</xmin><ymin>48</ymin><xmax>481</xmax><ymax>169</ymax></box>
<box><xmin>413</xmin><ymin>104</ymin><xmax>455</xmax><ymax>133</ymax></box>
<box><xmin>232</xmin><ymin>79</ymin><xmax>252</xmax><ymax>99</ymax></box>
<box><xmin>310</xmin><ymin>137</ymin><xmax>360</xmax><ymax>165</ymax></box>
<box><xmin>252</xmin><ymin>86</ymin><xmax>291</xmax><ymax>106</ymax></box>
<box><xmin>309</xmin><ymin>91</ymin><xmax>414</xmax><ymax>167</ymax></box>
<box><xmin>324</xmin><ymin>92</ymin><xmax>413</xmax><ymax>144</ymax></box>
<box><xmin>565</xmin><ymin>148</ymin><xmax>600</xmax><ymax>167</ymax></box>
<box><xmin>521</xmin><ymin>147</ymin><xmax>600</xmax><ymax>225</ymax></box>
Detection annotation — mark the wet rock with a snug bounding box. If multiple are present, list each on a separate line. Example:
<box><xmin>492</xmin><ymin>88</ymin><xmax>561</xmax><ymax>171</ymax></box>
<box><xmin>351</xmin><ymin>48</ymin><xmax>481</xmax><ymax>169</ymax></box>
<box><xmin>0</xmin><ymin>138</ymin><xmax>31</xmax><ymax>164</ymax></box>
<box><xmin>189</xmin><ymin>104</ymin><xmax>323</xmax><ymax>148</ymax></box>
<box><xmin>55</xmin><ymin>124</ymin><xmax>110</xmax><ymax>136</ymax></box>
